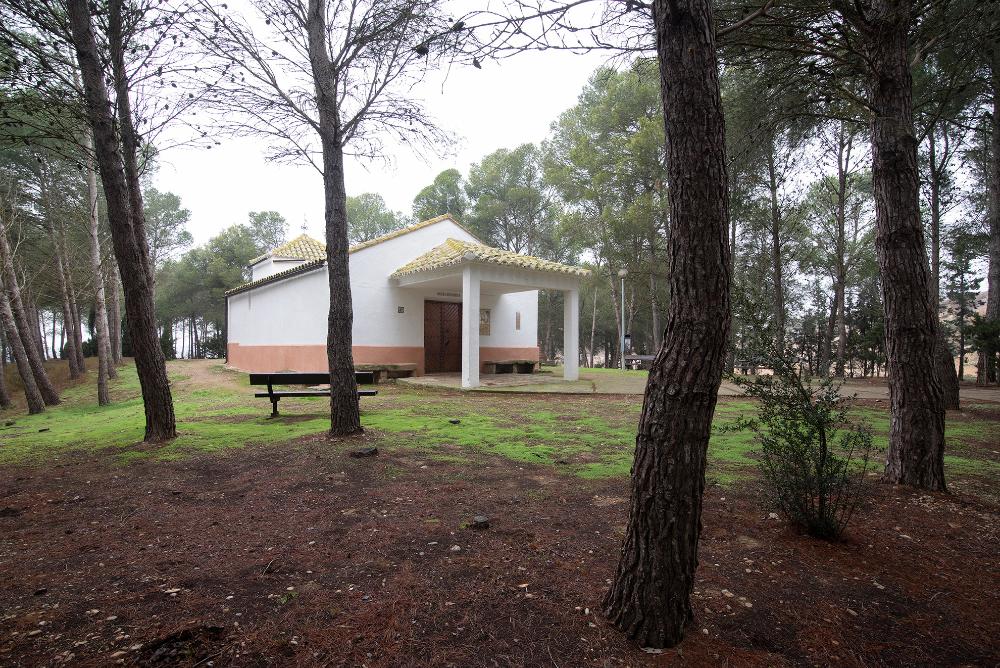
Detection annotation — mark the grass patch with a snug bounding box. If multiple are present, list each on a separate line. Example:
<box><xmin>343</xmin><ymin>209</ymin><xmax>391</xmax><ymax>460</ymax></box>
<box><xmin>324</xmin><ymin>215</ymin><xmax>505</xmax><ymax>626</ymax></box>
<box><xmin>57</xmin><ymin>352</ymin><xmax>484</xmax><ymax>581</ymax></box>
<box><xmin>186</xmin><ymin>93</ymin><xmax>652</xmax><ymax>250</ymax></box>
<box><xmin>1</xmin><ymin>361</ymin><xmax>997</xmax><ymax>492</ymax></box>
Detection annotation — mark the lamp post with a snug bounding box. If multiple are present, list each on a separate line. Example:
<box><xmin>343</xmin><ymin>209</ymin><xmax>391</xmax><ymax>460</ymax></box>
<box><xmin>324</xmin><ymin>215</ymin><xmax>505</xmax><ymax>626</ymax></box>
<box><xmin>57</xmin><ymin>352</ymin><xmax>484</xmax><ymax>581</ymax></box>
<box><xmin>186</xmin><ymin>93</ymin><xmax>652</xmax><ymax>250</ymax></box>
<box><xmin>618</xmin><ymin>268</ymin><xmax>628</xmax><ymax>371</ymax></box>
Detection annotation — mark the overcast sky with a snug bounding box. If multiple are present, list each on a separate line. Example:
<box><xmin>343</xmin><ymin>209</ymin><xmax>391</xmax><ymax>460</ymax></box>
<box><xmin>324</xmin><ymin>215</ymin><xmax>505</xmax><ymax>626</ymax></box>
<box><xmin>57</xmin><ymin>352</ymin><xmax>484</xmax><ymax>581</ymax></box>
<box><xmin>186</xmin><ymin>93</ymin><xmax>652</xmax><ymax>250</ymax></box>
<box><xmin>152</xmin><ymin>47</ymin><xmax>611</xmax><ymax>245</ymax></box>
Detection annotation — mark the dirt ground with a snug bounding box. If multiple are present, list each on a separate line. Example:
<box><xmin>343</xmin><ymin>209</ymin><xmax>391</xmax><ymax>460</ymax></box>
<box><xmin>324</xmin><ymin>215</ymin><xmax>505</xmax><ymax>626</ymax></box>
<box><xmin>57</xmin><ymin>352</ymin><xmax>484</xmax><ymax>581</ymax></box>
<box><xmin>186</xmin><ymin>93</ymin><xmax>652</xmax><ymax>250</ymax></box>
<box><xmin>2</xmin><ymin>422</ymin><xmax>998</xmax><ymax>667</ymax></box>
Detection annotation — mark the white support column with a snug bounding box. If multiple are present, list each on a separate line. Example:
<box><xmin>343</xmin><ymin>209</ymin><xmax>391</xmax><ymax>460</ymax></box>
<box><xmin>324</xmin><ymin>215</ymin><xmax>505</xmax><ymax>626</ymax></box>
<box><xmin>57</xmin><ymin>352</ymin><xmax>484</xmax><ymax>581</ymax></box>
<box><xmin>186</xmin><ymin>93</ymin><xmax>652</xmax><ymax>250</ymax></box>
<box><xmin>461</xmin><ymin>266</ymin><xmax>481</xmax><ymax>389</ymax></box>
<box><xmin>563</xmin><ymin>288</ymin><xmax>579</xmax><ymax>381</ymax></box>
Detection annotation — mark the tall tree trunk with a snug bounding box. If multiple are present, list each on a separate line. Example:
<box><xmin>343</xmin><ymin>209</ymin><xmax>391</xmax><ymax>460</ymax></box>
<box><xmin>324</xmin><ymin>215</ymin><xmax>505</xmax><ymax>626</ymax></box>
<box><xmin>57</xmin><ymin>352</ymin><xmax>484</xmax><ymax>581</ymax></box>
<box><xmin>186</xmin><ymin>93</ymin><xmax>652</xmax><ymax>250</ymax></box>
<box><xmin>766</xmin><ymin>147</ymin><xmax>785</xmax><ymax>351</ymax></box>
<box><xmin>834</xmin><ymin>281</ymin><xmax>847</xmax><ymax>375</ymax></box>
<box><xmin>603</xmin><ymin>0</ymin><xmax>731</xmax><ymax>648</ymax></box>
<box><xmin>40</xmin><ymin>168</ymin><xmax>82</xmax><ymax>379</ymax></box>
<box><xmin>50</xmin><ymin>311</ymin><xmax>57</xmax><ymax>362</ymax></box>
<box><xmin>834</xmin><ymin>125</ymin><xmax>851</xmax><ymax>377</ymax></box>
<box><xmin>67</xmin><ymin>0</ymin><xmax>176</xmax><ymax>440</ymax></box>
<box><xmin>0</xmin><ymin>224</ymin><xmax>60</xmax><ymax>405</ymax></box>
<box><xmin>935</xmin><ymin>336</ymin><xmax>959</xmax><ymax>409</ymax></box>
<box><xmin>726</xmin><ymin>209</ymin><xmax>737</xmax><ymax>374</ymax></box>
<box><xmin>192</xmin><ymin>316</ymin><xmax>200</xmax><ymax>359</ymax></box>
<box><xmin>608</xmin><ymin>273</ymin><xmax>623</xmax><ymax>368</ymax></box>
<box><xmin>0</xmin><ymin>287</ymin><xmax>44</xmax><ymax>414</ymax></box>
<box><xmin>649</xmin><ymin>270</ymin><xmax>662</xmax><ymax>351</ymax></box>
<box><xmin>55</xmin><ymin>249</ymin><xmax>81</xmax><ymax>377</ymax></box>
<box><xmin>927</xmin><ymin>129</ymin><xmax>942</xmax><ymax>302</ymax></box>
<box><xmin>859</xmin><ymin>0</ymin><xmax>946</xmax><ymax>490</ymax></box>
<box><xmin>27</xmin><ymin>302</ymin><xmax>45</xmax><ymax>361</ymax></box>
<box><xmin>588</xmin><ymin>286</ymin><xmax>598</xmax><ymax>368</ymax></box>
<box><xmin>306</xmin><ymin>0</ymin><xmax>360</xmax><ymax>435</ymax></box>
<box><xmin>927</xmin><ymin>128</ymin><xmax>961</xmax><ymax>409</ymax></box>
<box><xmin>958</xmin><ymin>278</ymin><xmax>966</xmax><ymax>381</ymax></box>
<box><xmin>106</xmin><ymin>266</ymin><xmax>122</xmax><ymax>366</ymax></box>
<box><xmin>819</xmin><ymin>293</ymin><xmax>837</xmax><ymax>378</ymax></box>
<box><xmin>85</xmin><ymin>131</ymin><xmax>112</xmax><ymax>405</ymax></box>
<box><xmin>982</xmin><ymin>47</ymin><xmax>1000</xmax><ymax>384</ymax></box>
<box><xmin>0</xmin><ymin>343</ymin><xmax>11</xmax><ymax>409</ymax></box>
<box><xmin>63</xmin><ymin>223</ymin><xmax>87</xmax><ymax>373</ymax></box>
<box><xmin>69</xmin><ymin>285</ymin><xmax>85</xmax><ymax>370</ymax></box>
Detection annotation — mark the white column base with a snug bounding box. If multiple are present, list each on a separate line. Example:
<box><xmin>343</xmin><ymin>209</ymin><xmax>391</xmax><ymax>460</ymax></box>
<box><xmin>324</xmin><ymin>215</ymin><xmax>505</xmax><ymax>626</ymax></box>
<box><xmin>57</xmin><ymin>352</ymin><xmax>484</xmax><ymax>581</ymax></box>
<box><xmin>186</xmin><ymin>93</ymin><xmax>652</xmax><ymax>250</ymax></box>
<box><xmin>461</xmin><ymin>266</ymin><xmax>480</xmax><ymax>389</ymax></box>
<box><xmin>563</xmin><ymin>288</ymin><xmax>579</xmax><ymax>381</ymax></box>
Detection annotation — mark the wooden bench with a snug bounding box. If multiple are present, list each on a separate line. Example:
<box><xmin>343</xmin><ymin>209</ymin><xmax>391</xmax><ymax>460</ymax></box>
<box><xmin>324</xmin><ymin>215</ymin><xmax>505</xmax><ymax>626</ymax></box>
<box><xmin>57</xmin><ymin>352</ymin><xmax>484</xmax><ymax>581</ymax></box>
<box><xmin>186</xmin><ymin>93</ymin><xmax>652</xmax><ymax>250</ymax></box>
<box><xmin>624</xmin><ymin>354</ymin><xmax>656</xmax><ymax>370</ymax></box>
<box><xmin>482</xmin><ymin>359</ymin><xmax>538</xmax><ymax>375</ymax></box>
<box><xmin>249</xmin><ymin>371</ymin><xmax>377</xmax><ymax>417</ymax></box>
<box><xmin>354</xmin><ymin>363</ymin><xmax>418</xmax><ymax>383</ymax></box>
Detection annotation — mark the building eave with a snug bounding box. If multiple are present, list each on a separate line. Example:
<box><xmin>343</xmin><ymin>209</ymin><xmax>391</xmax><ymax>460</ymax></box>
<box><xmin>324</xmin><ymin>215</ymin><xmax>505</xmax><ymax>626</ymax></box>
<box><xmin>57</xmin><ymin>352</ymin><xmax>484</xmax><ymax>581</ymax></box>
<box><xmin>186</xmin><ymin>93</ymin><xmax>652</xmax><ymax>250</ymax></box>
<box><xmin>225</xmin><ymin>259</ymin><xmax>326</xmax><ymax>297</ymax></box>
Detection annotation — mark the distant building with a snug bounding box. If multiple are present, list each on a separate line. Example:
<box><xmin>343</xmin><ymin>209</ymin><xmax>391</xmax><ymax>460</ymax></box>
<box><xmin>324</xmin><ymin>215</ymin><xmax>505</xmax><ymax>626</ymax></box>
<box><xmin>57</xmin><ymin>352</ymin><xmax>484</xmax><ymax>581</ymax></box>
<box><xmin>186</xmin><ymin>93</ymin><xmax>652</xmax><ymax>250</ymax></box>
<box><xmin>225</xmin><ymin>214</ymin><xmax>587</xmax><ymax>388</ymax></box>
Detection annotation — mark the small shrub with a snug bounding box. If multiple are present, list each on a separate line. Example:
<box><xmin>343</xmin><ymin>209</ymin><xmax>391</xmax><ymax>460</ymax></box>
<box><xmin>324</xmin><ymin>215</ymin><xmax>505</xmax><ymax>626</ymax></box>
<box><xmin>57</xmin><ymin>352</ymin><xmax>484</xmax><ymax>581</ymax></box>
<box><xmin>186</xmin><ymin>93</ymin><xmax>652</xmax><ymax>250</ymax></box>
<box><xmin>730</xmin><ymin>358</ymin><xmax>874</xmax><ymax>539</ymax></box>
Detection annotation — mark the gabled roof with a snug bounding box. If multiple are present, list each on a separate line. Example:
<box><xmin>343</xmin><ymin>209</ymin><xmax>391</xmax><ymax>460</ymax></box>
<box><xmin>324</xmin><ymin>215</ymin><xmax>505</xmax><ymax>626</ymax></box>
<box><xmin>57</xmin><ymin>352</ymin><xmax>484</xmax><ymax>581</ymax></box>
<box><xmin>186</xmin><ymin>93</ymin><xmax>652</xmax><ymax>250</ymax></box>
<box><xmin>225</xmin><ymin>259</ymin><xmax>325</xmax><ymax>297</ymax></box>
<box><xmin>247</xmin><ymin>214</ymin><xmax>477</xmax><ymax>267</ymax></box>
<box><xmin>391</xmin><ymin>238</ymin><xmax>590</xmax><ymax>279</ymax></box>
<box><xmin>249</xmin><ymin>233</ymin><xmax>327</xmax><ymax>266</ymax></box>
<box><xmin>348</xmin><ymin>213</ymin><xmax>481</xmax><ymax>253</ymax></box>
<box><xmin>231</xmin><ymin>214</ymin><xmax>480</xmax><ymax>295</ymax></box>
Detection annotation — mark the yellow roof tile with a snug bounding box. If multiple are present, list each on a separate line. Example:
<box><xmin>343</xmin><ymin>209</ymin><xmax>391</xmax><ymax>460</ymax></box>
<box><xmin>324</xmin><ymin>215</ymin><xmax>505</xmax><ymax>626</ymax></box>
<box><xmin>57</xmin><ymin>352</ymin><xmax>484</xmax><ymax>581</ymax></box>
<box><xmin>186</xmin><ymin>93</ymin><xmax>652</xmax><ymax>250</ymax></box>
<box><xmin>247</xmin><ymin>214</ymin><xmax>479</xmax><ymax>267</ymax></box>
<box><xmin>249</xmin><ymin>233</ymin><xmax>326</xmax><ymax>265</ymax></box>
<box><xmin>224</xmin><ymin>259</ymin><xmax>325</xmax><ymax>296</ymax></box>
<box><xmin>391</xmin><ymin>238</ymin><xmax>589</xmax><ymax>279</ymax></box>
<box><xmin>348</xmin><ymin>213</ymin><xmax>480</xmax><ymax>253</ymax></box>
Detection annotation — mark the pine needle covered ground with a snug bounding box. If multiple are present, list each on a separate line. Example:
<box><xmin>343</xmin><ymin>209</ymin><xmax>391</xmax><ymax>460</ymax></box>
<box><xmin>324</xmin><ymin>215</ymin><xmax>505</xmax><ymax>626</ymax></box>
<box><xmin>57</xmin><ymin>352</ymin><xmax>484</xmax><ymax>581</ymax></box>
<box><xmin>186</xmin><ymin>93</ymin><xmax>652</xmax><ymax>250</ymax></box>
<box><xmin>0</xmin><ymin>359</ymin><xmax>997</xmax><ymax>665</ymax></box>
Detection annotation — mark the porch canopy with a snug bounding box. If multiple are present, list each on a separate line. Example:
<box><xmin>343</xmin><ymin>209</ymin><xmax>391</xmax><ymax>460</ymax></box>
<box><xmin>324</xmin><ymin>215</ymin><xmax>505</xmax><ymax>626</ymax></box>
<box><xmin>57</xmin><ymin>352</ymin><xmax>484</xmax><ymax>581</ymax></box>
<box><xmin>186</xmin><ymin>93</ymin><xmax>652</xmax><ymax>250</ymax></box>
<box><xmin>391</xmin><ymin>238</ymin><xmax>589</xmax><ymax>389</ymax></box>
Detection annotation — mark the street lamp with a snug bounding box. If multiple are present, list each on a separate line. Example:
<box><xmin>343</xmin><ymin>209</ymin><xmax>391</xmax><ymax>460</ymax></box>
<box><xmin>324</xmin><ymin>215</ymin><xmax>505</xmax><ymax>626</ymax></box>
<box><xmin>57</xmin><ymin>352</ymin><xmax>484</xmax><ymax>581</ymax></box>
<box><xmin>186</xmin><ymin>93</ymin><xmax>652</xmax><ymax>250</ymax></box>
<box><xmin>618</xmin><ymin>268</ymin><xmax>628</xmax><ymax>371</ymax></box>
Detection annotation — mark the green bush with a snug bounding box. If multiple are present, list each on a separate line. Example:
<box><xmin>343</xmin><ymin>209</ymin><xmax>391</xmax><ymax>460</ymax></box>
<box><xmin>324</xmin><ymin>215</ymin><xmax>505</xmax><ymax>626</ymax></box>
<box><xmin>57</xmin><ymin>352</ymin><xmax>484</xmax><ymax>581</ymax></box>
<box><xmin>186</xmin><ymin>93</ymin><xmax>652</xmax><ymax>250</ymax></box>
<box><xmin>730</xmin><ymin>359</ymin><xmax>874</xmax><ymax>539</ymax></box>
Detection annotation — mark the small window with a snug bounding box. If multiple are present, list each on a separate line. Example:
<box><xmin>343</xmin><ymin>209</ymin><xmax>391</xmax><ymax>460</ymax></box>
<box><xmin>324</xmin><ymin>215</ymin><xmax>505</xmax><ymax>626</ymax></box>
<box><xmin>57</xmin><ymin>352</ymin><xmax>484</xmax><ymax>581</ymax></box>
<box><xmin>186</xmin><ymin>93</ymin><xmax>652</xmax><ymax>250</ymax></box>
<box><xmin>515</xmin><ymin>311</ymin><xmax>521</xmax><ymax>331</ymax></box>
<box><xmin>479</xmin><ymin>308</ymin><xmax>491</xmax><ymax>336</ymax></box>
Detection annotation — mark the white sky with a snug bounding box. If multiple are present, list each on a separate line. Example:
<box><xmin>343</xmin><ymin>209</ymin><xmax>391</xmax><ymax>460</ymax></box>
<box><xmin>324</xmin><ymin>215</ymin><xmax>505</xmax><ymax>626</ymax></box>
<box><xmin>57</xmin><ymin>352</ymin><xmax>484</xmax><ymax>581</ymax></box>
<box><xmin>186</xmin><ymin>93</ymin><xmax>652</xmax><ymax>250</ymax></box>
<box><xmin>153</xmin><ymin>49</ymin><xmax>611</xmax><ymax>245</ymax></box>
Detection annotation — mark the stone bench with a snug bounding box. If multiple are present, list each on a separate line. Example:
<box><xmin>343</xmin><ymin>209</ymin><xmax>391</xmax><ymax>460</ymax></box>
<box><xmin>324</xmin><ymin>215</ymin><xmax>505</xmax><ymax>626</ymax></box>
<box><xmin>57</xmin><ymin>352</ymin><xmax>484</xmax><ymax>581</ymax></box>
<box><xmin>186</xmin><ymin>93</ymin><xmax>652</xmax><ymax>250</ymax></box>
<box><xmin>482</xmin><ymin>359</ymin><xmax>539</xmax><ymax>375</ymax></box>
<box><xmin>354</xmin><ymin>363</ymin><xmax>418</xmax><ymax>383</ymax></box>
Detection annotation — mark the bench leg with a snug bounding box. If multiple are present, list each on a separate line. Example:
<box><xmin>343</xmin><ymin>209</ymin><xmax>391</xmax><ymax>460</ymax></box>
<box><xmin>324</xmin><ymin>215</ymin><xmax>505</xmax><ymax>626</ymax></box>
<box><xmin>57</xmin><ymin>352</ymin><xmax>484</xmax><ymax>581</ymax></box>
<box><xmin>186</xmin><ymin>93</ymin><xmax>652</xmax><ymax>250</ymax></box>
<box><xmin>270</xmin><ymin>397</ymin><xmax>280</xmax><ymax>418</ymax></box>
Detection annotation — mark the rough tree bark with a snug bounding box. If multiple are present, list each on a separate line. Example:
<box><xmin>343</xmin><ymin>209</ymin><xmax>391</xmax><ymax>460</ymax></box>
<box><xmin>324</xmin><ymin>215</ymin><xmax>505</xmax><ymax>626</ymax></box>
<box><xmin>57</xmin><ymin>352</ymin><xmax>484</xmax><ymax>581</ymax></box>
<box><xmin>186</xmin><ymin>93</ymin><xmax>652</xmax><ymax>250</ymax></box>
<box><xmin>305</xmin><ymin>0</ymin><xmax>361</xmax><ymax>436</ymax></box>
<box><xmin>0</xmin><ymin>222</ymin><xmax>60</xmax><ymax>405</ymax></box>
<box><xmin>853</xmin><ymin>0</ymin><xmax>946</xmax><ymax>490</ymax></box>
<box><xmin>603</xmin><ymin>0</ymin><xmax>731</xmax><ymax>648</ymax></box>
<box><xmin>67</xmin><ymin>0</ymin><xmax>176</xmax><ymax>440</ymax></box>
<box><xmin>84</xmin><ymin>132</ymin><xmax>113</xmax><ymax>405</ymax></box>
<box><xmin>0</xmin><ymin>285</ymin><xmax>44</xmax><ymax>414</ymax></box>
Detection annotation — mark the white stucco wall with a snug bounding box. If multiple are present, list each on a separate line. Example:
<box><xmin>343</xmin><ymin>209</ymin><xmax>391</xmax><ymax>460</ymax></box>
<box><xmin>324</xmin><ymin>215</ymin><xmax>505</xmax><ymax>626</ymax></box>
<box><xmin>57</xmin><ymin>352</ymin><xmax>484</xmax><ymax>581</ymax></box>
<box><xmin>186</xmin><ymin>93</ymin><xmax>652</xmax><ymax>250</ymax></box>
<box><xmin>250</xmin><ymin>257</ymin><xmax>308</xmax><ymax>281</ymax></box>
<box><xmin>478</xmin><ymin>291</ymin><xmax>538</xmax><ymax>349</ymax></box>
<box><xmin>228</xmin><ymin>218</ymin><xmax>540</xmax><ymax>352</ymax></box>
<box><xmin>228</xmin><ymin>266</ymin><xmax>328</xmax><ymax>345</ymax></box>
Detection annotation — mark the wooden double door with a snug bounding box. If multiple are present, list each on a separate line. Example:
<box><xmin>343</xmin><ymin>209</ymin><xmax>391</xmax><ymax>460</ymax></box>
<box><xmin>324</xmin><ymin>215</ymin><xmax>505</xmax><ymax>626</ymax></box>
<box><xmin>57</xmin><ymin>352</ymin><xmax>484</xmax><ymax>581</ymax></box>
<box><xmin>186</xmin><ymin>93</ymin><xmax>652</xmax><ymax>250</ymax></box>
<box><xmin>424</xmin><ymin>300</ymin><xmax>462</xmax><ymax>373</ymax></box>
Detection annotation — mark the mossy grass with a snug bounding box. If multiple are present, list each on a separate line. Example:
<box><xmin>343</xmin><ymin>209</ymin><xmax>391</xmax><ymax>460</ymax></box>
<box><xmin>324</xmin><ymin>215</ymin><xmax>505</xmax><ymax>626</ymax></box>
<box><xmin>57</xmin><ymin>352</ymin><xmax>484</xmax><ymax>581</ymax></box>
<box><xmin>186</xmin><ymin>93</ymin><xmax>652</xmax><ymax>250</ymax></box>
<box><xmin>1</xmin><ymin>361</ymin><xmax>996</xmax><ymax>491</ymax></box>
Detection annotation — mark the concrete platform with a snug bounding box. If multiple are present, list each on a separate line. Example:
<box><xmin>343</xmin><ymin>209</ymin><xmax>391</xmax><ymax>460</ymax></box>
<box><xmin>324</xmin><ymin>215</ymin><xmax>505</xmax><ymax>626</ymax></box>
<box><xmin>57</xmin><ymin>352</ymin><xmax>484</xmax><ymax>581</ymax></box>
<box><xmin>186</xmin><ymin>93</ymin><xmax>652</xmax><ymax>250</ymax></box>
<box><xmin>398</xmin><ymin>366</ymin><xmax>1000</xmax><ymax>401</ymax></box>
